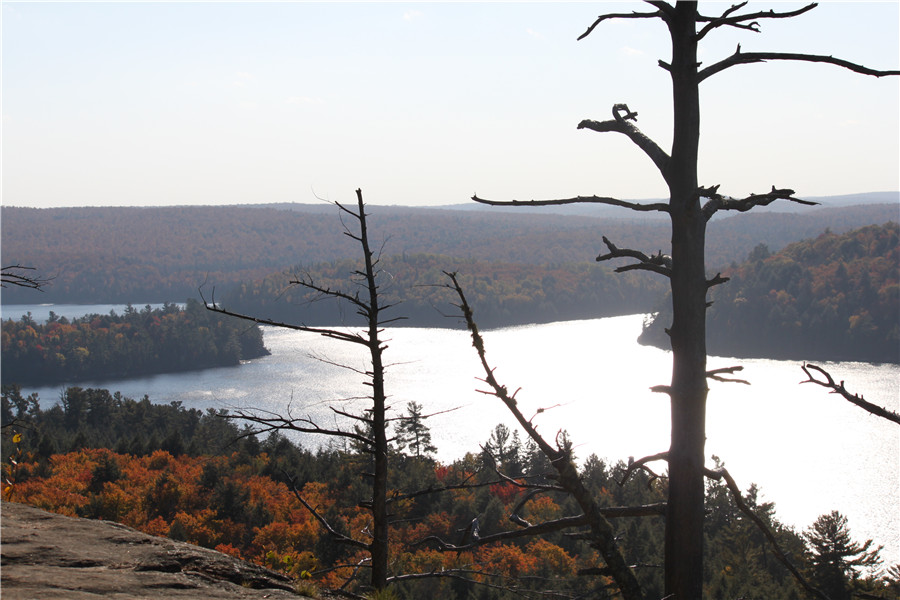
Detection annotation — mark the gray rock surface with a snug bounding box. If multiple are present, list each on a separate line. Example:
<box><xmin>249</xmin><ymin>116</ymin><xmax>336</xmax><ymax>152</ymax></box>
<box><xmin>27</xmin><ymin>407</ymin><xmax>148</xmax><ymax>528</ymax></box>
<box><xmin>0</xmin><ymin>501</ymin><xmax>333</xmax><ymax>599</ymax></box>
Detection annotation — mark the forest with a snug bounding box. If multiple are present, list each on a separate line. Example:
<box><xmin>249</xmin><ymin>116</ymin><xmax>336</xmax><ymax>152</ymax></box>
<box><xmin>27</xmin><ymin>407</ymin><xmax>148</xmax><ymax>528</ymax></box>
<box><xmin>1</xmin><ymin>3</ymin><xmax>898</xmax><ymax>596</ymax></box>
<box><xmin>221</xmin><ymin>253</ymin><xmax>663</xmax><ymax>328</ymax></box>
<box><xmin>2</xmin><ymin>385</ymin><xmax>895</xmax><ymax>599</ymax></box>
<box><xmin>1</xmin><ymin>201</ymin><xmax>895</xmax><ymax>307</ymax></box>
<box><xmin>1</xmin><ymin>300</ymin><xmax>268</xmax><ymax>386</ymax></box>
<box><xmin>640</xmin><ymin>223</ymin><xmax>900</xmax><ymax>363</ymax></box>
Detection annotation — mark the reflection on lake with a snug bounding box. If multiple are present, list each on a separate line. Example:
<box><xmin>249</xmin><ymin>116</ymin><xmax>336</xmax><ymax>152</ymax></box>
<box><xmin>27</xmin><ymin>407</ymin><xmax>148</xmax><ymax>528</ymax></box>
<box><xmin>11</xmin><ymin>306</ymin><xmax>899</xmax><ymax>565</ymax></box>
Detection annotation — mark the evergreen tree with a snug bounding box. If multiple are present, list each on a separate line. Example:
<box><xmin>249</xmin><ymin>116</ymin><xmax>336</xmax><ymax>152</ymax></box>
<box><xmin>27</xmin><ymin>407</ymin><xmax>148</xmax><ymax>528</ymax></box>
<box><xmin>804</xmin><ymin>510</ymin><xmax>882</xmax><ymax>600</ymax></box>
<box><xmin>395</xmin><ymin>401</ymin><xmax>436</xmax><ymax>459</ymax></box>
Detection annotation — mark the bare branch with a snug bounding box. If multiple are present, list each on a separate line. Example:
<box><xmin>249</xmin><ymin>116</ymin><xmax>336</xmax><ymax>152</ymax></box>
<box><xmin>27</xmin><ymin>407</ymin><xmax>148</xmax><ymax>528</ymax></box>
<box><xmin>704</xmin><ymin>465</ymin><xmax>830</xmax><ymax>600</ymax></box>
<box><xmin>508</xmin><ymin>490</ymin><xmax>540</xmax><ymax>528</ymax></box>
<box><xmin>596</xmin><ymin>236</ymin><xmax>672</xmax><ymax>278</ymax></box>
<box><xmin>617</xmin><ymin>452</ymin><xmax>669</xmax><ymax>487</ymax></box>
<box><xmin>288</xmin><ymin>484</ymin><xmax>370</xmax><ymax>551</ymax></box>
<box><xmin>389</xmin><ymin>472</ymin><xmax>563</xmax><ymax>505</ymax></box>
<box><xmin>225</xmin><ymin>408</ymin><xmax>374</xmax><ymax>447</ymax></box>
<box><xmin>417</xmin><ymin>514</ymin><xmax>590</xmax><ymax>553</ymax></box>
<box><xmin>577</xmin><ymin>7</ymin><xmax>669</xmax><ymax>42</ymax></box>
<box><xmin>706</xmin><ymin>366</ymin><xmax>750</xmax><ymax>386</ymax></box>
<box><xmin>577</xmin><ymin>104</ymin><xmax>672</xmax><ymax>183</ymax></box>
<box><xmin>699</xmin><ymin>48</ymin><xmax>900</xmax><ymax>82</ymax></box>
<box><xmin>202</xmin><ymin>298</ymin><xmax>369</xmax><ymax>347</ymax></box>
<box><xmin>387</xmin><ymin>568</ymin><xmax>575</xmax><ymax>599</ymax></box>
<box><xmin>471</xmin><ymin>194</ymin><xmax>669</xmax><ymax>213</ymax></box>
<box><xmin>385</xmin><ymin>405</ymin><xmax>463</xmax><ymax>425</ymax></box>
<box><xmin>696</xmin><ymin>3</ymin><xmax>817</xmax><ymax>40</ymax></box>
<box><xmin>700</xmin><ymin>185</ymin><xmax>817</xmax><ymax>220</ymax></box>
<box><xmin>1</xmin><ymin>265</ymin><xmax>53</xmax><ymax>291</ymax></box>
<box><xmin>443</xmin><ymin>271</ymin><xmax>644</xmax><ymax>600</ymax></box>
<box><xmin>801</xmin><ymin>364</ymin><xmax>900</xmax><ymax>425</ymax></box>
<box><xmin>288</xmin><ymin>276</ymin><xmax>370</xmax><ymax>315</ymax></box>
<box><xmin>706</xmin><ymin>272</ymin><xmax>730</xmax><ymax>289</ymax></box>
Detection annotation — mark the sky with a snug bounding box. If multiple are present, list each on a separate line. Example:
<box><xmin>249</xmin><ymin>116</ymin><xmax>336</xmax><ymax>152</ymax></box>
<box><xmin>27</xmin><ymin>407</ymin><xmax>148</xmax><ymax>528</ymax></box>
<box><xmin>2</xmin><ymin>1</ymin><xmax>898</xmax><ymax>208</ymax></box>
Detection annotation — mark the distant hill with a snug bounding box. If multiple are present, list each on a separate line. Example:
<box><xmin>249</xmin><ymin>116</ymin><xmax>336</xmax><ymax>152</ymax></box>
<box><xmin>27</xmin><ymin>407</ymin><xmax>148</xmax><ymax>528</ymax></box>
<box><xmin>219</xmin><ymin>253</ymin><xmax>662</xmax><ymax>329</ymax></box>
<box><xmin>2</xmin><ymin>197</ymin><xmax>897</xmax><ymax>315</ymax></box>
<box><xmin>640</xmin><ymin>222</ymin><xmax>900</xmax><ymax>363</ymax></box>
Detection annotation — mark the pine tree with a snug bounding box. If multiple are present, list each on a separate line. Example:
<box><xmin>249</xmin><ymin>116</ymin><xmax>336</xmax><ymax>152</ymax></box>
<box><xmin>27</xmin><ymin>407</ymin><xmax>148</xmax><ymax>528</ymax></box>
<box><xmin>805</xmin><ymin>510</ymin><xmax>882</xmax><ymax>600</ymax></box>
<box><xmin>395</xmin><ymin>401</ymin><xmax>436</xmax><ymax>459</ymax></box>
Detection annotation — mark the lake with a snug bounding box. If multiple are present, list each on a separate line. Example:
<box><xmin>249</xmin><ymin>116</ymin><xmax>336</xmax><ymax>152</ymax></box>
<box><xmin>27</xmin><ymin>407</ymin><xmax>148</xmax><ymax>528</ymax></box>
<box><xmin>5</xmin><ymin>303</ymin><xmax>899</xmax><ymax>566</ymax></box>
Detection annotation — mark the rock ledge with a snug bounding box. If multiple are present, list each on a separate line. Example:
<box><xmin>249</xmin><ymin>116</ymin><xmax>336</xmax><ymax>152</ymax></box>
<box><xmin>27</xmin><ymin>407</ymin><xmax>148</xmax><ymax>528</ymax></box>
<box><xmin>1</xmin><ymin>500</ymin><xmax>314</xmax><ymax>599</ymax></box>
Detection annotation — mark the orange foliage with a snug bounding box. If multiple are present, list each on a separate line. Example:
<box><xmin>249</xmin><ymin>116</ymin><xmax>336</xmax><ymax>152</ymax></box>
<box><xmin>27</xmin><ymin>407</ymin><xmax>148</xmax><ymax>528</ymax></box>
<box><xmin>7</xmin><ymin>448</ymin><xmax>594</xmax><ymax>594</ymax></box>
<box><xmin>489</xmin><ymin>481</ymin><xmax>521</xmax><ymax>504</ymax></box>
<box><xmin>478</xmin><ymin>544</ymin><xmax>535</xmax><ymax>578</ymax></box>
<box><xmin>525</xmin><ymin>539</ymin><xmax>576</xmax><ymax>577</ymax></box>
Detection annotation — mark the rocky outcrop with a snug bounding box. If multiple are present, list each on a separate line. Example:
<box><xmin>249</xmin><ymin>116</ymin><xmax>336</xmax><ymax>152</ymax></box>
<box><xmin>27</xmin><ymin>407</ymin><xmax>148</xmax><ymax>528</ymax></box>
<box><xmin>0</xmin><ymin>501</ymin><xmax>321</xmax><ymax>599</ymax></box>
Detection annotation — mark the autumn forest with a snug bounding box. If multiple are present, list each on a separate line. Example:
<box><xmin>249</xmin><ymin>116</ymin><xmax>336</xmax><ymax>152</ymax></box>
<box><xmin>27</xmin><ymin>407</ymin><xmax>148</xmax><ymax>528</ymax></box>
<box><xmin>2</xmin><ymin>3</ymin><xmax>899</xmax><ymax>596</ymax></box>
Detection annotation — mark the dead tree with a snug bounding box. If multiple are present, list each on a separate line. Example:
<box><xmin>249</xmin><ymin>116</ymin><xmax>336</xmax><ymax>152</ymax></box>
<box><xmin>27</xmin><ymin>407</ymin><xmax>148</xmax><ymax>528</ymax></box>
<box><xmin>472</xmin><ymin>3</ymin><xmax>899</xmax><ymax>598</ymax></box>
<box><xmin>444</xmin><ymin>272</ymin><xmax>649</xmax><ymax>600</ymax></box>
<box><xmin>203</xmin><ymin>189</ymin><xmax>396</xmax><ymax>592</ymax></box>
<box><xmin>204</xmin><ymin>192</ymin><xmax>572</xmax><ymax>597</ymax></box>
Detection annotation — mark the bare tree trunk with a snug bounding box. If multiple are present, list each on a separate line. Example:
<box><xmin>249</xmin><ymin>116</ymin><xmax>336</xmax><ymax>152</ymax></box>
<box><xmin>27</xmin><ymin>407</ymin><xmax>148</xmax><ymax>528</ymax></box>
<box><xmin>204</xmin><ymin>188</ymin><xmax>392</xmax><ymax>593</ymax></box>
<box><xmin>356</xmin><ymin>188</ymin><xmax>390</xmax><ymax>590</ymax></box>
<box><xmin>664</xmin><ymin>4</ymin><xmax>707</xmax><ymax>597</ymax></box>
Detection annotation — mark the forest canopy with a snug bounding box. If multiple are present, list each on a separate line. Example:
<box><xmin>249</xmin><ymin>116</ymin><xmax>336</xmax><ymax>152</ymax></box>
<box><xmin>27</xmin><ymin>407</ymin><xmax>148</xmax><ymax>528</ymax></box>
<box><xmin>1</xmin><ymin>300</ymin><xmax>269</xmax><ymax>386</ymax></box>
<box><xmin>1</xmin><ymin>202</ymin><xmax>895</xmax><ymax>306</ymax></box>
<box><xmin>221</xmin><ymin>253</ymin><xmax>663</xmax><ymax>329</ymax></box>
<box><xmin>640</xmin><ymin>222</ymin><xmax>900</xmax><ymax>363</ymax></box>
<box><xmin>1</xmin><ymin>386</ymin><xmax>893</xmax><ymax>599</ymax></box>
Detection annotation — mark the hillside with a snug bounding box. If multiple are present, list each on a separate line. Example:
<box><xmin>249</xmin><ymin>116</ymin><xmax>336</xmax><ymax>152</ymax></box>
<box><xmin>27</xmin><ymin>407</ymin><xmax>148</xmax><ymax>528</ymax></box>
<box><xmin>2</xmin><ymin>199</ymin><xmax>896</xmax><ymax>310</ymax></box>
<box><xmin>220</xmin><ymin>253</ymin><xmax>661</xmax><ymax>328</ymax></box>
<box><xmin>640</xmin><ymin>222</ymin><xmax>900</xmax><ymax>363</ymax></box>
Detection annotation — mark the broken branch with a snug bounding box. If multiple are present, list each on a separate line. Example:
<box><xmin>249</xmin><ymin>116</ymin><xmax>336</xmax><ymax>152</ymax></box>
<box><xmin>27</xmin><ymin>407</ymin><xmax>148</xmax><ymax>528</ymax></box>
<box><xmin>696</xmin><ymin>3</ymin><xmax>817</xmax><ymax>40</ymax></box>
<box><xmin>471</xmin><ymin>194</ymin><xmax>668</xmax><ymax>213</ymax></box>
<box><xmin>700</xmin><ymin>185</ymin><xmax>816</xmax><ymax>220</ymax></box>
<box><xmin>577</xmin><ymin>104</ymin><xmax>671</xmax><ymax>182</ymax></box>
<box><xmin>699</xmin><ymin>50</ymin><xmax>900</xmax><ymax>82</ymax></box>
<box><xmin>706</xmin><ymin>366</ymin><xmax>750</xmax><ymax>385</ymax></box>
<box><xmin>596</xmin><ymin>236</ymin><xmax>672</xmax><ymax>278</ymax></box>
<box><xmin>801</xmin><ymin>364</ymin><xmax>900</xmax><ymax>425</ymax></box>
<box><xmin>577</xmin><ymin>7</ymin><xmax>669</xmax><ymax>42</ymax></box>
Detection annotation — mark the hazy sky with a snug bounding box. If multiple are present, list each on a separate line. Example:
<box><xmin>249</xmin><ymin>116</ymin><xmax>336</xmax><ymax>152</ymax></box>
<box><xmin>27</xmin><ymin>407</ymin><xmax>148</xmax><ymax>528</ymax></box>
<box><xmin>2</xmin><ymin>2</ymin><xmax>898</xmax><ymax>208</ymax></box>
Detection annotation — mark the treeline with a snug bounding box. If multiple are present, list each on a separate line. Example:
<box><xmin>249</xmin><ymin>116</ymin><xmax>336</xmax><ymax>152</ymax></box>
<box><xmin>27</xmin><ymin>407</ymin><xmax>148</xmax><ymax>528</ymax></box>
<box><xmin>2</xmin><ymin>201</ymin><xmax>896</xmax><ymax>305</ymax></box>
<box><xmin>222</xmin><ymin>253</ymin><xmax>664</xmax><ymax>328</ymax></box>
<box><xmin>641</xmin><ymin>222</ymin><xmax>900</xmax><ymax>363</ymax></box>
<box><xmin>2</xmin><ymin>386</ymin><xmax>894</xmax><ymax>599</ymax></box>
<box><xmin>1</xmin><ymin>300</ymin><xmax>269</xmax><ymax>386</ymax></box>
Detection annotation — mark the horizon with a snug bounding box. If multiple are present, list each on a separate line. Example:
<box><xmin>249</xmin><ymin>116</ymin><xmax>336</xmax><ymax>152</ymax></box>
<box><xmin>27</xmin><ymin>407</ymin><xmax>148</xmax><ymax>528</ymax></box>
<box><xmin>2</xmin><ymin>2</ymin><xmax>899</xmax><ymax>209</ymax></box>
<box><xmin>2</xmin><ymin>189</ymin><xmax>898</xmax><ymax>211</ymax></box>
